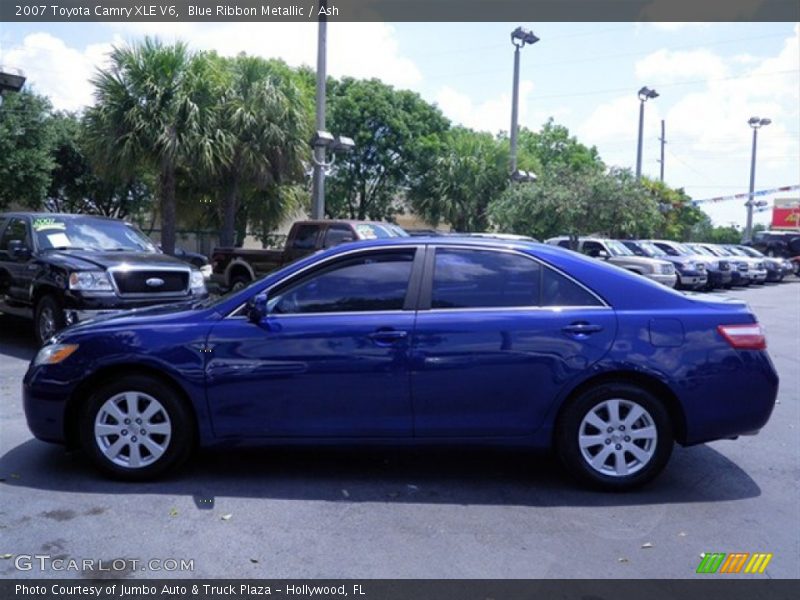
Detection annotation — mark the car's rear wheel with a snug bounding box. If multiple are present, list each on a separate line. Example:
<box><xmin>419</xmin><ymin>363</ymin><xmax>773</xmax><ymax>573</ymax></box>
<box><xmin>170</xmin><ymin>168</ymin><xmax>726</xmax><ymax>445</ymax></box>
<box><xmin>80</xmin><ymin>376</ymin><xmax>195</xmax><ymax>481</ymax></box>
<box><xmin>34</xmin><ymin>294</ymin><xmax>66</xmax><ymax>345</ymax></box>
<box><xmin>556</xmin><ymin>383</ymin><xmax>673</xmax><ymax>491</ymax></box>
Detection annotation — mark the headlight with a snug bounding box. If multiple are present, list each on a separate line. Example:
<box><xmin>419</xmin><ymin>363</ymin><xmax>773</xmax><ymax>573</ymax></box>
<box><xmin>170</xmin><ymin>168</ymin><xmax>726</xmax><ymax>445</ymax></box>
<box><xmin>34</xmin><ymin>344</ymin><xmax>79</xmax><ymax>367</ymax></box>
<box><xmin>69</xmin><ymin>271</ymin><xmax>113</xmax><ymax>293</ymax></box>
<box><xmin>680</xmin><ymin>261</ymin><xmax>696</xmax><ymax>271</ymax></box>
<box><xmin>190</xmin><ymin>270</ymin><xmax>206</xmax><ymax>293</ymax></box>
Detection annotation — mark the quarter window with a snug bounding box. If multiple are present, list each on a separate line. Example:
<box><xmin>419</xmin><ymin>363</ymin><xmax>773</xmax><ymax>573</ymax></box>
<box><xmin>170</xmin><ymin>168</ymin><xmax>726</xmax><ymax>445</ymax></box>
<box><xmin>270</xmin><ymin>251</ymin><xmax>414</xmax><ymax>314</ymax></box>
<box><xmin>0</xmin><ymin>218</ymin><xmax>30</xmax><ymax>254</ymax></box>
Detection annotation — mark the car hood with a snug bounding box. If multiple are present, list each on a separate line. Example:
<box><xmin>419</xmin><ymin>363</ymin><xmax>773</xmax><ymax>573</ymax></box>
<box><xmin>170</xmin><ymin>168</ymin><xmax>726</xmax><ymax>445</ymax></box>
<box><xmin>42</xmin><ymin>249</ymin><xmax>192</xmax><ymax>271</ymax></box>
<box><xmin>609</xmin><ymin>255</ymin><xmax>671</xmax><ymax>267</ymax></box>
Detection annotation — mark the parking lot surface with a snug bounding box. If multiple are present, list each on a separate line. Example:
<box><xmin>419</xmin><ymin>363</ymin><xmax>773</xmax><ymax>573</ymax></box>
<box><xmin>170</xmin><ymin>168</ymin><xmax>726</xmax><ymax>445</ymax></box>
<box><xmin>1</xmin><ymin>281</ymin><xmax>798</xmax><ymax>579</ymax></box>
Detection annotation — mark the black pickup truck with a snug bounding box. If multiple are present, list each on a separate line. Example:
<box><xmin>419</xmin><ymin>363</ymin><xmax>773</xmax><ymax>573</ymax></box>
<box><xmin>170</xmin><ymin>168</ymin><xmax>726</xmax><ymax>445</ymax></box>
<box><xmin>0</xmin><ymin>212</ymin><xmax>208</xmax><ymax>344</ymax></box>
<box><xmin>211</xmin><ymin>219</ymin><xmax>408</xmax><ymax>290</ymax></box>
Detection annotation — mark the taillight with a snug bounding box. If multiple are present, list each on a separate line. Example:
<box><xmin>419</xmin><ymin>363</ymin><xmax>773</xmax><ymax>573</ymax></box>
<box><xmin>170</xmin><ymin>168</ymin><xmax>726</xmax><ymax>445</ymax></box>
<box><xmin>717</xmin><ymin>323</ymin><xmax>767</xmax><ymax>350</ymax></box>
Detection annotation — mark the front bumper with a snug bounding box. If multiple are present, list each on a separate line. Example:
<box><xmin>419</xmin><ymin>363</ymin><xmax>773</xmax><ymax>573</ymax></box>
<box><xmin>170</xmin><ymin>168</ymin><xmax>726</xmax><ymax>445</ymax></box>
<box><xmin>677</xmin><ymin>270</ymin><xmax>708</xmax><ymax>289</ymax></box>
<box><xmin>707</xmin><ymin>270</ymin><xmax>733</xmax><ymax>288</ymax></box>
<box><xmin>645</xmin><ymin>272</ymin><xmax>678</xmax><ymax>287</ymax></box>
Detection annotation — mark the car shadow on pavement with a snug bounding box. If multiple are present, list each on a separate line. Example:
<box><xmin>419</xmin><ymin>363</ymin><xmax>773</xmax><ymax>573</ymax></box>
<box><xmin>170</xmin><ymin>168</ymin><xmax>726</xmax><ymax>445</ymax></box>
<box><xmin>0</xmin><ymin>315</ymin><xmax>37</xmax><ymax>361</ymax></box>
<box><xmin>1</xmin><ymin>439</ymin><xmax>761</xmax><ymax>507</ymax></box>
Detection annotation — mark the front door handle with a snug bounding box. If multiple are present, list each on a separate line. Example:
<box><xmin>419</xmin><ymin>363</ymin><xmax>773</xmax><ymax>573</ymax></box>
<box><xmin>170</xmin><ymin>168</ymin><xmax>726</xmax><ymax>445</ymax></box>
<box><xmin>562</xmin><ymin>322</ymin><xmax>604</xmax><ymax>336</ymax></box>
<box><xmin>367</xmin><ymin>329</ymin><xmax>408</xmax><ymax>346</ymax></box>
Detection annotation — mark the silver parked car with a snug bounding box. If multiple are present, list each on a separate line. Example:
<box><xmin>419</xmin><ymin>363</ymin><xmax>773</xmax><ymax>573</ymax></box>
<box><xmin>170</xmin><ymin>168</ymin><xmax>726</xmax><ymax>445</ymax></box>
<box><xmin>545</xmin><ymin>236</ymin><xmax>676</xmax><ymax>287</ymax></box>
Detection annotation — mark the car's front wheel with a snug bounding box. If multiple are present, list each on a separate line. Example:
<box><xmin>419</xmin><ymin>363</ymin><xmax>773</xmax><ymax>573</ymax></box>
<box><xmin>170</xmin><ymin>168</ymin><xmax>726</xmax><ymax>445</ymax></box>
<box><xmin>556</xmin><ymin>383</ymin><xmax>673</xmax><ymax>490</ymax></box>
<box><xmin>80</xmin><ymin>376</ymin><xmax>195</xmax><ymax>480</ymax></box>
<box><xmin>34</xmin><ymin>294</ymin><xmax>66</xmax><ymax>345</ymax></box>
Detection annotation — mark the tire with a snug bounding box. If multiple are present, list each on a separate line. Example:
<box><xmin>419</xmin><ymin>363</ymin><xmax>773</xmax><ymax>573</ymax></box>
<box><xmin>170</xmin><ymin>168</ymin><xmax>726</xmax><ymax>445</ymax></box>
<box><xmin>556</xmin><ymin>383</ymin><xmax>674</xmax><ymax>491</ymax></box>
<box><xmin>229</xmin><ymin>275</ymin><xmax>251</xmax><ymax>292</ymax></box>
<box><xmin>34</xmin><ymin>294</ymin><xmax>66</xmax><ymax>346</ymax></box>
<box><xmin>79</xmin><ymin>375</ymin><xmax>195</xmax><ymax>481</ymax></box>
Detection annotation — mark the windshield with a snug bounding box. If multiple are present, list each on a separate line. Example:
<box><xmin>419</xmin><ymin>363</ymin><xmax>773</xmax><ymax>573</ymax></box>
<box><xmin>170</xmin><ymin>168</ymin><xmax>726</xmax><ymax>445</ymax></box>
<box><xmin>688</xmin><ymin>244</ymin><xmax>712</xmax><ymax>256</ymax></box>
<box><xmin>707</xmin><ymin>245</ymin><xmax>731</xmax><ymax>256</ymax></box>
<box><xmin>639</xmin><ymin>241</ymin><xmax>667</xmax><ymax>256</ymax></box>
<box><xmin>33</xmin><ymin>216</ymin><xmax>157</xmax><ymax>252</ymax></box>
<box><xmin>354</xmin><ymin>223</ymin><xmax>404</xmax><ymax>240</ymax></box>
<box><xmin>737</xmin><ymin>246</ymin><xmax>762</xmax><ymax>257</ymax></box>
<box><xmin>670</xmin><ymin>242</ymin><xmax>695</xmax><ymax>255</ymax></box>
<box><xmin>724</xmin><ymin>246</ymin><xmax>747</xmax><ymax>256</ymax></box>
<box><xmin>605</xmin><ymin>240</ymin><xmax>634</xmax><ymax>256</ymax></box>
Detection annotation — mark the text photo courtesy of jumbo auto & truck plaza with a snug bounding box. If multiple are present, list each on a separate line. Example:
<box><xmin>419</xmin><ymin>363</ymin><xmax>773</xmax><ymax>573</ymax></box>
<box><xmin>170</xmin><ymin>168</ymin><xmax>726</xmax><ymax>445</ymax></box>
<box><xmin>1</xmin><ymin>1</ymin><xmax>799</xmax><ymax>599</ymax></box>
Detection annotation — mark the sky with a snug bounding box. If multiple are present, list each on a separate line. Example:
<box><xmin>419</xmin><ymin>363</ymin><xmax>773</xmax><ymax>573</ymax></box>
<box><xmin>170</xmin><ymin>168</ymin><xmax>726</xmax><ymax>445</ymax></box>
<box><xmin>1</xmin><ymin>20</ymin><xmax>798</xmax><ymax>228</ymax></box>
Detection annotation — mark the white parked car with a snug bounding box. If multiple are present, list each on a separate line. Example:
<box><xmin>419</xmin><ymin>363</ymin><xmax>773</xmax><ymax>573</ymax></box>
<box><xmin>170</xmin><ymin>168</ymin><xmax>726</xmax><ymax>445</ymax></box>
<box><xmin>545</xmin><ymin>237</ymin><xmax>676</xmax><ymax>287</ymax></box>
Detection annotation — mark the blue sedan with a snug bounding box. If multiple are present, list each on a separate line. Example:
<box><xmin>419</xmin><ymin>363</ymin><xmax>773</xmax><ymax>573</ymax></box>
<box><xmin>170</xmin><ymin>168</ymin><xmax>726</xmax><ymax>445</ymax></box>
<box><xmin>22</xmin><ymin>238</ymin><xmax>778</xmax><ymax>490</ymax></box>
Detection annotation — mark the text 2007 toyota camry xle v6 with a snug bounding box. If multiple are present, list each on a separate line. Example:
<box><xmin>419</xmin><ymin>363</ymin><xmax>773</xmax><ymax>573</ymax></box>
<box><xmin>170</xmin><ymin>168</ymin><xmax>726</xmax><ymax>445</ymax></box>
<box><xmin>23</xmin><ymin>238</ymin><xmax>778</xmax><ymax>490</ymax></box>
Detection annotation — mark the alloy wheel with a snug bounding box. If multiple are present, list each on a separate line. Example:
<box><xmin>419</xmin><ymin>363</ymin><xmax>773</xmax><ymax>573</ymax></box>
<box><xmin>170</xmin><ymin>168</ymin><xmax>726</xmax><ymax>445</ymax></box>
<box><xmin>94</xmin><ymin>391</ymin><xmax>172</xmax><ymax>469</ymax></box>
<box><xmin>578</xmin><ymin>398</ymin><xmax>657</xmax><ymax>477</ymax></box>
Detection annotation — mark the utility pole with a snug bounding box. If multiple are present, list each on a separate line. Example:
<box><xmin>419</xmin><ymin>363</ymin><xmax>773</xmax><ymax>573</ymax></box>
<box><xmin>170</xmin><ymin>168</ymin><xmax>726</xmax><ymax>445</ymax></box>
<box><xmin>508</xmin><ymin>27</ymin><xmax>538</xmax><ymax>183</ymax></box>
<box><xmin>310</xmin><ymin>0</ymin><xmax>327</xmax><ymax>220</ymax></box>
<box><xmin>658</xmin><ymin>119</ymin><xmax>666</xmax><ymax>182</ymax></box>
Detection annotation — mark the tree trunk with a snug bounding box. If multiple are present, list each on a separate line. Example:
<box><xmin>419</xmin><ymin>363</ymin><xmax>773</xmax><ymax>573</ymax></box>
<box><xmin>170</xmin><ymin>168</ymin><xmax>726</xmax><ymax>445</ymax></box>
<box><xmin>220</xmin><ymin>168</ymin><xmax>240</xmax><ymax>248</ymax></box>
<box><xmin>159</xmin><ymin>160</ymin><xmax>177</xmax><ymax>255</ymax></box>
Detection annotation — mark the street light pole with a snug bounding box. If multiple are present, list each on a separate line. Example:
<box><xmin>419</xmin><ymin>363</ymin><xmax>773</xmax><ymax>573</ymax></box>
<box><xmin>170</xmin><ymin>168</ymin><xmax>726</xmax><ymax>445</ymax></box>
<box><xmin>658</xmin><ymin>119</ymin><xmax>666</xmax><ymax>182</ymax></box>
<box><xmin>635</xmin><ymin>86</ymin><xmax>658</xmax><ymax>181</ymax></box>
<box><xmin>509</xmin><ymin>43</ymin><xmax>521</xmax><ymax>174</ymax></box>
<box><xmin>508</xmin><ymin>27</ymin><xmax>539</xmax><ymax>182</ymax></box>
<box><xmin>310</xmin><ymin>0</ymin><xmax>328</xmax><ymax>220</ymax></box>
<box><xmin>745</xmin><ymin>116</ymin><xmax>771</xmax><ymax>242</ymax></box>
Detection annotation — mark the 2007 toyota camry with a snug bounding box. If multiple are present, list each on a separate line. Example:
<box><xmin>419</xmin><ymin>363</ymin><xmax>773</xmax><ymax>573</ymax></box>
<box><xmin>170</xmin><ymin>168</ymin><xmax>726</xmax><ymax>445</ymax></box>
<box><xmin>23</xmin><ymin>237</ymin><xmax>778</xmax><ymax>489</ymax></box>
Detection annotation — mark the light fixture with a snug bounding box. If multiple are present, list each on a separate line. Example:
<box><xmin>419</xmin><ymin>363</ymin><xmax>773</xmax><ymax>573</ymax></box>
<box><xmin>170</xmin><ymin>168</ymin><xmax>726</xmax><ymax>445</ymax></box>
<box><xmin>511</xmin><ymin>169</ymin><xmax>537</xmax><ymax>183</ymax></box>
<box><xmin>638</xmin><ymin>86</ymin><xmax>659</xmax><ymax>101</ymax></box>
<box><xmin>511</xmin><ymin>27</ymin><xmax>540</xmax><ymax>47</ymax></box>
<box><xmin>333</xmin><ymin>135</ymin><xmax>355</xmax><ymax>152</ymax></box>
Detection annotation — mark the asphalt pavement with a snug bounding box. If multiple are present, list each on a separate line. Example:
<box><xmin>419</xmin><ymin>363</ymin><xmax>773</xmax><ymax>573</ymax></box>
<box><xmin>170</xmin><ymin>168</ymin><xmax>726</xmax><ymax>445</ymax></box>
<box><xmin>1</xmin><ymin>281</ymin><xmax>798</xmax><ymax>579</ymax></box>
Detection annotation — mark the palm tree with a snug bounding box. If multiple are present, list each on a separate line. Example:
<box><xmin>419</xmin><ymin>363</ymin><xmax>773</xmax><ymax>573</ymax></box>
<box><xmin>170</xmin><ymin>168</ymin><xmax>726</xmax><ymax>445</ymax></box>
<box><xmin>212</xmin><ymin>55</ymin><xmax>310</xmax><ymax>248</ymax></box>
<box><xmin>84</xmin><ymin>38</ymin><xmax>219</xmax><ymax>254</ymax></box>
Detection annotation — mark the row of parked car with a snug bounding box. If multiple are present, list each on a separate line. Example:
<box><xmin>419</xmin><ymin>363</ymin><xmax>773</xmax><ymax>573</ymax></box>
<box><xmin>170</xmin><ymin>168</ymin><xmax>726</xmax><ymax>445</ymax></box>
<box><xmin>543</xmin><ymin>236</ymin><xmax>796</xmax><ymax>291</ymax></box>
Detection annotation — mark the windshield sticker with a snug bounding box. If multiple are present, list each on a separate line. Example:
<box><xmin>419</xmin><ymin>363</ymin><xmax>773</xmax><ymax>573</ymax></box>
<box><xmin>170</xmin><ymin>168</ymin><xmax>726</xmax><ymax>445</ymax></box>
<box><xmin>45</xmin><ymin>232</ymin><xmax>72</xmax><ymax>248</ymax></box>
<box><xmin>32</xmin><ymin>218</ymin><xmax>66</xmax><ymax>231</ymax></box>
<box><xmin>355</xmin><ymin>224</ymin><xmax>377</xmax><ymax>240</ymax></box>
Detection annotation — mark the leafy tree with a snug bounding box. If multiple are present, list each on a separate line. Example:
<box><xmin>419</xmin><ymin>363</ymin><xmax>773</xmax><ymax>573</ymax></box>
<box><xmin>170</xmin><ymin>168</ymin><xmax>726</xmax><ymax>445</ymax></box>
<box><xmin>45</xmin><ymin>113</ymin><xmax>153</xmax><ymax>218</ymax></box>
<box><xmin>409</xmin><ymin>128</ymin><xmax>510</xmax><ymax>232</ymax></box>
<box><xmin>210</xmin><ymin>54</ymin><xmax>311</xmax><ymax>247</ymax></box>
<box><xmin>640</xmin><ymin>178</ymin><xmax>707</xmax><ymax>241</ymax></box>
<box><xmin>516</xmin><ymin>119</ymin><xmax>603</xmax><ymax>174</ymax></box>
<box><xmin>84</xmin><ymin>38</ymin><xmax>217</xmax><ymax>254</ymax></box>
<box><xmin>0</xmin><ymin>91</ymin><xmax>56</xmax><ymax>209</ymax></box>
<box><xmin>325</xmin><ymin>77</ymin><xmax>450</xmax><ymax>220</ymax></box>
<box><xmin>490</xmin><ymin>167</ymin><xmax>661</xmax><ymax>243</ymax></box>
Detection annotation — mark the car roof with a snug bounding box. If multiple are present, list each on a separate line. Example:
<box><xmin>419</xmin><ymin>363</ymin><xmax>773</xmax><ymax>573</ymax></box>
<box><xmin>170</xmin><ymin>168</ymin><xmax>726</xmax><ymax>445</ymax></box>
<box><xmin>0</xmin><ymin>212</ymin><xmax>120</xmax><ymax>222</ymax></box>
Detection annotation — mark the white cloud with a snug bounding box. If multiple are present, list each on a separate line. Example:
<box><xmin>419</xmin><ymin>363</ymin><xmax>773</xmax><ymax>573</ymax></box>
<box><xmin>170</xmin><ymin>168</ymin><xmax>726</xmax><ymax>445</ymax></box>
<box><xmin>435</xmin><ymin>80</ymin><xmax>535</xmax><ymax>134</ymax></box>
<box><xmin>635</xmin><ymin>48</ymin><xmax>728</xmax><ymax>83</ymax></box>
<box><xmin>3</xmin><ymin>33</ymin><xmax>118</xmax><ymax>111</ymax></box>
<box><xmin>104</xmin><ymin>22</ymin><xmax>422</xmax><ymax>89</ymax></box>
<box><xmin>580</xmin><ymin>25</ymin><xmax>799</xmax><ymax>225</ymax></box>
<box><xmin>3</xmin><ymin>23</ymin><xmax>421</xmax><ymax>112</ymax></box>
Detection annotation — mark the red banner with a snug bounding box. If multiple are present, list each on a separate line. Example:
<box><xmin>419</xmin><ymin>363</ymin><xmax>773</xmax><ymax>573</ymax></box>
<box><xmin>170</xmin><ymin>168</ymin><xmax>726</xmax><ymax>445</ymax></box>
<box><xmin>772</xmin><ymin>207</ymin><xmax>800</xmax><ymax>229</ymax></box>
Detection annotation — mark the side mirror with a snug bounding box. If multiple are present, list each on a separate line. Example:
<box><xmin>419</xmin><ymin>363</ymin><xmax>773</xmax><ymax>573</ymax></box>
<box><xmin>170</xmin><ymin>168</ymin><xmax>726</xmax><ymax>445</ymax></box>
<box><xmin>247</xmin><ymin>292</ymin><xmax>268</xmax><ymax>324</ymax></box>
<box><xmin>9</xmin><ymin>239</ymin><xmax>31</xmax><ymax>260</ymax></box>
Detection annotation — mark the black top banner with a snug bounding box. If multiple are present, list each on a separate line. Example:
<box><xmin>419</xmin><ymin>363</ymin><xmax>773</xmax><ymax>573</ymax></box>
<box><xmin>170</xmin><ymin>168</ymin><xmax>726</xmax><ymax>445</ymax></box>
<box><xmin>2</xmin><ymin>0</ymin><xmax>799</xmax><ymax>22</ymax></box>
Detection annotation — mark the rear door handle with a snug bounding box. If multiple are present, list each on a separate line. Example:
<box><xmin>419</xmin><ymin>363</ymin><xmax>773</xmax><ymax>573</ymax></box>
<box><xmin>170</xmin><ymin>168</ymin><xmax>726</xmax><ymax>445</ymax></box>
<box><xmin>562</xmin><ymin>322</ymin><xmax>604</xmax><ymax>335</ymax></box>
<box><xmin>367</xmin><ymin>329</ymin><xmax>408</xmax><ymax>346</ymax></box>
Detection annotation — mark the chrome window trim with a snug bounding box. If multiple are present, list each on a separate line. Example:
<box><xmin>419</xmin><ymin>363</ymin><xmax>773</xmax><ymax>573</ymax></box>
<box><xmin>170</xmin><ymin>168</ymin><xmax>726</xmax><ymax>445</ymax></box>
<box><xmin>428</xmin><ymin>244</ymin><xmax>610</xmax><ymax>310</ymax></box>
<box><xmin>225</xmin><ymin>245</ymin><xmax>423</xmax><ymax>318</ymax></box>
